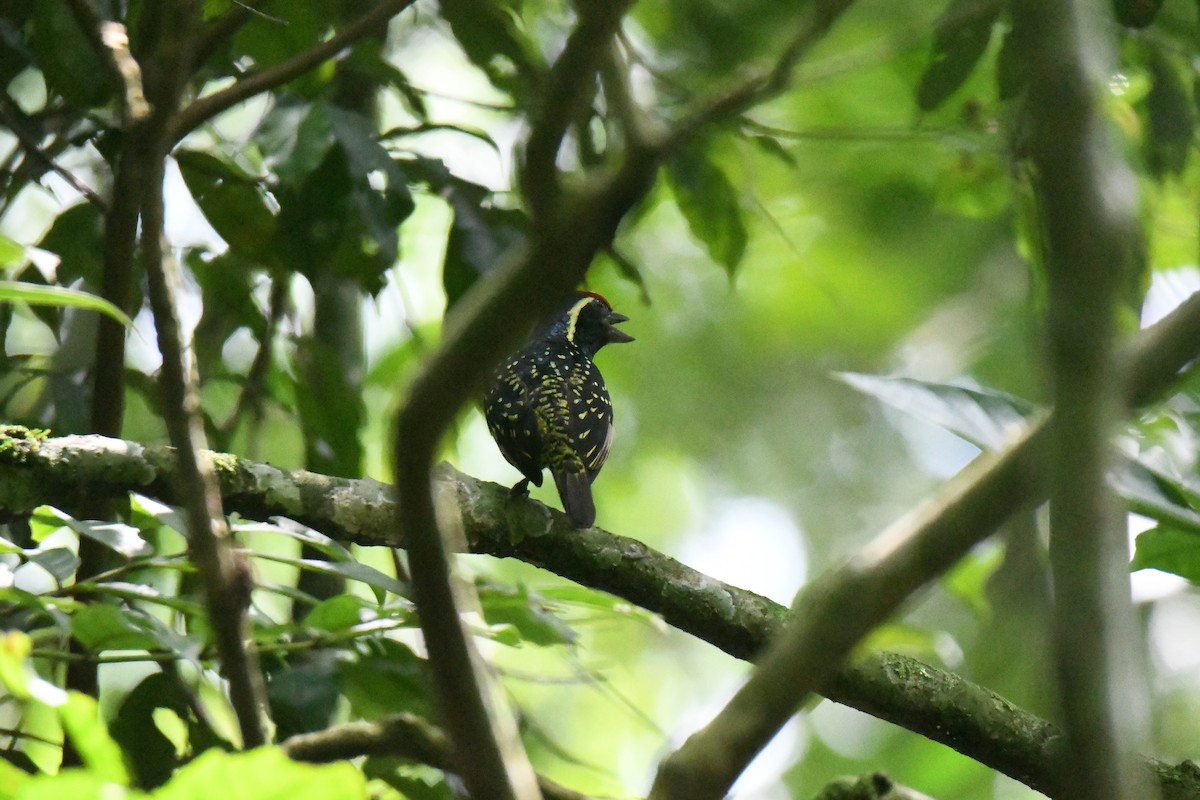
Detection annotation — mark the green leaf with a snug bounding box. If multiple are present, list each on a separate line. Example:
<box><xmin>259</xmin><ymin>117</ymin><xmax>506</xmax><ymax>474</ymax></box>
<box><xmin>436</xmin><ymin>0</ymin><xmax>543</xmax><ymax>98</ymax></box>
<box><xmin>175</xmin><ymin>150</ymin><xmax>277</xmax><ymax>258</ymax></box>
<box><xmin>26</xmin><ymin>548</ymin><xmax>80</xmax><ymax>585</ymax></box>
<box><xmin>112</xmin><ymin>673</ymin><xmax>222</xmax><ymax>790</ymax></box>
<box><xmin>152</xmin><ymin>747</ymin><xmax>367</xmax><ymax>800</ymax></box>
<box><xmin>0</xmin><ymin>234</ymin><xmax>25</xmax><ymax>267</ymax></box>
<box><xmin>478</xmin><ymin>583</ymin><xmax>576</xmax><ymax>647</ymax></box>
<box><xmin>30</xmin><ymin>2</ymin><xmax>110</xmax><ymax>108</ymax></box>
<box><xmin>1142</xmin><ymin>49</ymin><xmax>1195</xmax><ymax>178</ymax></box>
<box><xmin>70</xmin><ymin>519</ymin><xmax>152</xmax><ymax>559</ymax></box>
<box><xmin>1114</xmin><ymin>0</ymin><xmax>1166</xmax><ymax>27</ymax></box>
<box><xmin>303</xmin><ymin>594</ymin><xmax>373</xmax><ymax>632</ymax></box>
<box><xmin>338</xmin><ymin>641</ymin><xmax>433</xmax><ymax>720</ymax></box>
<box><xmin>250</xmin><ymin>553</ymin><xmax>408</xmax><ymax>602</ymax></box>
<box><xmin>837</xmin><ymin>373</ymin><xmax>1035</xmax><ymax>451</ymax></box>
<box><xmin>1114</xmin><ymin>460</ymin><xmax>1200</xmax><ymax>533</ymax></box>
<box><xmin>916</xmin><ymin>0</ymin><xmax>1000</xmax><ymax>111</ymax></box>
<box><xmin>0</xmin><ymin>282</ymin><xmax>132</xmax><ymax>327</ymax></box>
<box><xmin>442</xmin><ymin>192</ymin><xmax>526</xmax><ymax>311</ymax></box>
<box><xmin>59</xmin><ymin>692</ymin><xmax>130</xmax><ymax>785</ymax></box>
<box><xmin>1131</xmin><ymin>526</ymin><xmax>1200</xmax><ymax>584</ymax></box>
<box><xmin>666</xmin><ymin>138</ymin><xmax>748</xmax><ymax>276</ymax></box>
<box><xmin>265</xmin><ymin>652</ymin><xmax>340</xmax><ymax>739</ymax></box>
<box><xmin>0</xmin><ymin>631</ymin><xmax>67</xmax><ymax>706</ymax></box>
<box><xmin>70</xmin><ymin>605</ymin><xmax>170</xmax><ymax>653</ymax></box>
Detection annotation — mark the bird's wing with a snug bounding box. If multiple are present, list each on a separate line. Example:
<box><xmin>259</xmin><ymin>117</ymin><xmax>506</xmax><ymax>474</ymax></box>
<box><xmin>484</xmin><ymin>367</ymin><xmax>545</xmax><ymax>485</ymax></box>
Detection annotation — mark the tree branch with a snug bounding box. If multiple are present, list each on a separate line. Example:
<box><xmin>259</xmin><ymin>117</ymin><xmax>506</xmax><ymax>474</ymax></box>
<box><xmin>168</xmin><ymin>0</ymin><xmax>418</xmax><ymax>144</ymax></box>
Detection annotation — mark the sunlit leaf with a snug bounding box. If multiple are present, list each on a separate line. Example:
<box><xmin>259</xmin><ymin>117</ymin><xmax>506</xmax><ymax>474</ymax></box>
<box><xmin>152</xmin><ymin>746</ymin><xmax>367</xmax><ymax>800</ymax></box>
<box><xmin>0</xmin><ymin>234</ymin><xmax>25</xmax><ymax>267</ymax></box>
<box><xmin>59</xmin><ymin>692</ymin><xmax>130</xmax><ymax>785</ymax></box>
<box><xmin>0</xmin><ymin>281</ymin><xmax>132</xmax><ymax>327</ymax></box>
<box><xmin>250</xmin><ymin>553</ymin><xmax>408</xmax><ymax>602</ymax></box>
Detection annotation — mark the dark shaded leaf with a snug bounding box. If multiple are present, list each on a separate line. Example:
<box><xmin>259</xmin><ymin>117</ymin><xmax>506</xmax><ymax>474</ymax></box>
<box><xmin>273</xmin><ymin>104</ymin><xmax>415</xmax><ymax>295</ymax></box>
<box><xmin>37</xmin><ymin>203</ymin><xmax>106</xmax><ymax>289</ymax></box>
<box><xmin>917</xmin><ymin>0</ymin><xmax>1000</xmax><ymax>111</ymax></box>
<box><xmin>1114</xmin><ymin>0</ymin><xmax>1166</xmax><ymax>27</ymax></box>
<box><xmin>338</xmin><ymin>640</ymin><xmax>433</xmax><ymax>720</ymax></box>
<box><xmin>259</xmin><ymin>99</ymin><xmax>337</xmax><ymax>184</ymax></box>
<box><xmin>437</xmin><ymin>0</ymin><xmax>543</xmax><ymax>98</ymax></box>
<box><xmin>666</xmin><ymin>137</ymin><xmax>747</xmax><ymax>276</ymax></box>
<box><xmin>112</xmin><ymin>673</ymin><xmax>228</xmax><ymax>789</ymax></box>
<box><xmin>995</xmin><ymin>13</ymin><xmax>1033</xmax><ymax>101</ymax></box>
<box><xmin>29</xmin><ymin>2</ymin><xmax>110</xmax><ymax>108</ymax></box>
<box><xmin>838</xmin><ymin>372</ymin><xmax>1035</xmax><ymax>451</ymax></box>
<box><xmin>1142</xmin><ymin>49</ymin><xmax>1195</xmax><ymax>178</ymax></box>
<box><xmin>176</xmin><ymin>150</ymin><xmax>277</xmax><ymax>257</ymax></box>
<box><xmin>266</xmin><ymin>651</ymin><xmax>340</xmax><ymax>739</ymax></box>
<box><xmin>443</xmin><ymin>194</ymin><xmax>527</xmax><ymax>311</ymax></box>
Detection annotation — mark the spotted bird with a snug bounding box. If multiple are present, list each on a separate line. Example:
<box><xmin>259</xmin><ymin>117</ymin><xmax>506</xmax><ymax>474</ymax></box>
<box><xmin>484</xmin><ymin>292</ymin><xmax>633</xmax><ymax>527</ymax></box>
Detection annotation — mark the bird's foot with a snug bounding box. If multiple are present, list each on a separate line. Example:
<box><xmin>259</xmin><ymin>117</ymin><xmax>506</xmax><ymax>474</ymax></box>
<box><xmin>509</xmin><ymin>479</ymin><xmax>531</xmax><ymax>497</ymax></box>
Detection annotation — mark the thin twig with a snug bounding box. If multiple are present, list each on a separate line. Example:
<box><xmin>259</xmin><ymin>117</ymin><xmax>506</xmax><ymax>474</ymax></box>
<box><xmin>0</xmin><ymin>95</ymin><xmax>107</xmax><ymax>211</ymax></box>
<box><xmin>282</xmin><ymin>714</ymin><xmax>600</xmax><ymax>800</ymax></box>
<box><xmin>216</xmin><ymin>274</ymin><xmax>288</xmax><ymax>449</ymax></box>
<box><xmin>135</xmin><ymin>1</ymin><xmax>271</xmax><ymax>749</ymax></box>
<box><xmin>169</xmin><ymin>0</ymin><xmax>418</xmax><ymax>143</ymax></box>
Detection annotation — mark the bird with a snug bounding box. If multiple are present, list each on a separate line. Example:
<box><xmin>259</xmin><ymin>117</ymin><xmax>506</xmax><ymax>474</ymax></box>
<box><xmin>484</xmin><ymin>291</ymin><xmax>633</xmax><ymax>527</ymax></box>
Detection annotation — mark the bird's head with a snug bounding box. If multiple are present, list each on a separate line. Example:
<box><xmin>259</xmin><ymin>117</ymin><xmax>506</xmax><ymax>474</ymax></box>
<box><xmin>553</xmin><ymin>291</ymin><xmax>634</xmax><ymax>355</ymax></box>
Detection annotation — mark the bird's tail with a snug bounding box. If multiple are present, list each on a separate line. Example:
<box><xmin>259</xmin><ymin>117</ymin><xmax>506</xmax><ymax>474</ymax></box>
<box><xmin>552</xmin><ymin>468</ymin><xmax>596</xmax><ymax>528</ymax></box>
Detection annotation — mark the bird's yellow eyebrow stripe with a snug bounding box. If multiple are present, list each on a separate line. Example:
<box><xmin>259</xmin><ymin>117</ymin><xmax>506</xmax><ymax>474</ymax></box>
<box><xmin>564</xmin><ymin>297</ymin><xmax>592</xmax><ymax>343</ymax></box>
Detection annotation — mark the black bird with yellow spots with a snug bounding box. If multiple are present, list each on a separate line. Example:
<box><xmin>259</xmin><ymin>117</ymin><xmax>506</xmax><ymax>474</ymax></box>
<box><xmin>484</xmin><ymin>292</ymin><xmax>633</xmax><ymax>527</ymax></box>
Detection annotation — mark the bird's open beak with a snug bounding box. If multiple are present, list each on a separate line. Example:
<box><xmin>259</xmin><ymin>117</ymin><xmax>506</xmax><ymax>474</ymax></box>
<box><xmin>605</xmin><ymin>312</ymin><xmax>634</xmax><ymax>343</ymax></box>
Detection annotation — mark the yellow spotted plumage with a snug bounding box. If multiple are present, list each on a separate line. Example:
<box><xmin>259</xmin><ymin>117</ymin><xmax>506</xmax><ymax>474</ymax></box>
<box><xmin>484</xmin><ymin>292</ymin><xmax>633</xmax><ymax>527</ymax></box>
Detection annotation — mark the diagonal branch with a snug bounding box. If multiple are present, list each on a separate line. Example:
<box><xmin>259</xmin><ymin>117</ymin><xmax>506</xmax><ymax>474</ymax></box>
<box><xmin>168</xmin><ymin>0</ymin><xmax>418</xmax><ymax>144</ymax></box>
<box><xmin>645</xmin><ymin>288</ymin><xmax>1200</xmax><ymax>799</ymax></box>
